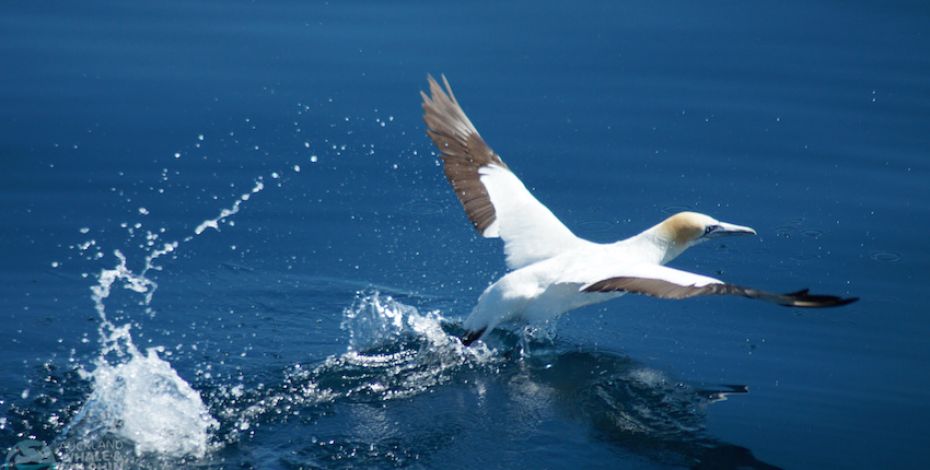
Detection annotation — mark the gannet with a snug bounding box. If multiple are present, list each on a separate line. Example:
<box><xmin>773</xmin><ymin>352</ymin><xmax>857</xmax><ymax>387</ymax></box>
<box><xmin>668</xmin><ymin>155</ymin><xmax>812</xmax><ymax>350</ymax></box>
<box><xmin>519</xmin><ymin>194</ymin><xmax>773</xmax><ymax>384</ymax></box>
<box><xmin>420</xmin><ymin>75</ymin><xmax>857</xmax><ymax>346</ymax></box>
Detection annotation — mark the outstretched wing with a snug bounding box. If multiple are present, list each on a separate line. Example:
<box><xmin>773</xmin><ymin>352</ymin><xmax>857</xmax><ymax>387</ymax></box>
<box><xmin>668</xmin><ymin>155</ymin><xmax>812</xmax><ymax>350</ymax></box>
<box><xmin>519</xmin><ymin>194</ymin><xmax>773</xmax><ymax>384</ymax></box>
<box><xmin>421</xmin><ymin>75</ymin><xmax>585</xmax><ymax>270</ymax></box>
<box><xmin>581</xmin><ymin>264</ymin><xmax>857</xmax><ymax>308</ymax></box>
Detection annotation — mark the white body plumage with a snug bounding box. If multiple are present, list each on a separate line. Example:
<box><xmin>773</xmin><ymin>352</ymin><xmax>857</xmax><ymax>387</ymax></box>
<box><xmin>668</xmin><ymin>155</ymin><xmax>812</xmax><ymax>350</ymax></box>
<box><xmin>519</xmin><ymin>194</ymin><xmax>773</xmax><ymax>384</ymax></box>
<box><xmin>420</xmin><ymin>75</ymin><xmax>856</xmax><ymax>345</ymax></box>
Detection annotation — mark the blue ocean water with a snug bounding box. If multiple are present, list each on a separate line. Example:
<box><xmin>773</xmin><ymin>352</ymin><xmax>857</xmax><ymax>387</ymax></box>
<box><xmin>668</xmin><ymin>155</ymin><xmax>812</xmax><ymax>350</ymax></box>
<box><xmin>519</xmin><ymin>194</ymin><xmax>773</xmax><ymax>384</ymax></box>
<box><xmin>1</xmin><ymin>0</ymin><xmax>928</xmax><ymax>468</ymax></box>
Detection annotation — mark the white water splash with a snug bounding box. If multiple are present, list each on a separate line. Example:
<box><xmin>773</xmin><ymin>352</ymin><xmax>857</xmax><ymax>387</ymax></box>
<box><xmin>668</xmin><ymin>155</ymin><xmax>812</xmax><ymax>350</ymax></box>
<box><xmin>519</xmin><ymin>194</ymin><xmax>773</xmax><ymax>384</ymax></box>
<box><xmin>224</xmin><ymin>293</ymin><xmax>497</xmax><ymax>438</ymax></box>
<box><xmin>193</xmin><ymin>179</ymin><xmax>264</xmax><ymax>235</ymax></box>
<box><xmin>62</xmin><ymin>176</ymin><xmax>274</xmax><ymax>460</ymax></box>
<box><xmin>64</xmin><ymin>246</ymin><xmax>217</xmax><ymax>459</ymax></box>
<box><xmin>342</xmin><ymin>293</ymin><xmax>485</xmax><ymax>358</ymax></box>
<box><xmin>72</xmin><ymin>347</ymin><xmax>218</xmax><ymax>457</ymax></box>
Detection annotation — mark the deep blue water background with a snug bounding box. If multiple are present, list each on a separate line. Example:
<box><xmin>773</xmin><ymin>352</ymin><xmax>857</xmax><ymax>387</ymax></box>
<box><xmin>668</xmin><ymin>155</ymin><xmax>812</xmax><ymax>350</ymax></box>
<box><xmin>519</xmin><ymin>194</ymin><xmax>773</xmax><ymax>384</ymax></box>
<box><xmin>2</xmin><ymin>1</ymin><xmax>929</xmax><ymax>468</ymax></box>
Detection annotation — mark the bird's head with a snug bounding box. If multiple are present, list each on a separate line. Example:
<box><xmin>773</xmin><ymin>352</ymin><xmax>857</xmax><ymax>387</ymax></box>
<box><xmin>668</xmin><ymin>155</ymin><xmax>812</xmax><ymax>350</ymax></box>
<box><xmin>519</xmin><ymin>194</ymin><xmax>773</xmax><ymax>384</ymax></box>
<box><xmin>656</xmin><ymin>211</ymin><xmax>757</xmax><ymax>248</ymax></box>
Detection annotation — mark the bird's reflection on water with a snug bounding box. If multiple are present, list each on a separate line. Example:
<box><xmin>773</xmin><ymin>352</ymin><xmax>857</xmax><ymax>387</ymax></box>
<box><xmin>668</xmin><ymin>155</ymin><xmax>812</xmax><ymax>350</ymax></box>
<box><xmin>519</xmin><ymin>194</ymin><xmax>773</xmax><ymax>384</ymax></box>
<box><xmin>511</xmin><ymin>344</ymin><xmax>778</xmax><ymax>469</ymax></box>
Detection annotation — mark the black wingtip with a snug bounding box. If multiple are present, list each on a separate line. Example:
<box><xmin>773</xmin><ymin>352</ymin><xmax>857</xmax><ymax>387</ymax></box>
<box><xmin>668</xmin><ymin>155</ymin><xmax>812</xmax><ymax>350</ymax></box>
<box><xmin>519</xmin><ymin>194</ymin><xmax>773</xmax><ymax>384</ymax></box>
<box><xmin>460</xmin><ymin>327</ymin><xmax>486</xmax><ymax>347</ymax></box>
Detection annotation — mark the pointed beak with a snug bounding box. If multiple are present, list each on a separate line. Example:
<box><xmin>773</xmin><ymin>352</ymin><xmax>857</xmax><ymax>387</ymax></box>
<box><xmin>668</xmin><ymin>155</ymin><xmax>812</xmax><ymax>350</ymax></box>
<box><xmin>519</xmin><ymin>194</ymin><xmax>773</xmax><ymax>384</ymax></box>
<box><xmin>714</xmin><ymin>222</ymin><xmax>757</xmax><ymax>237</ymax></box>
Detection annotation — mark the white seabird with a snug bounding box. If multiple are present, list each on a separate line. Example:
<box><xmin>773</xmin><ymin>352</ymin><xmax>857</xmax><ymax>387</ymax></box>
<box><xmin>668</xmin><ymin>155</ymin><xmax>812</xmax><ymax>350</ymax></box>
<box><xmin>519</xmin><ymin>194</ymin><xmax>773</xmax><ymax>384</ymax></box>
<box><xmin>421</xmin><ymin>75</ymin><xmax>857</xmax><ymax>346</ymax></box>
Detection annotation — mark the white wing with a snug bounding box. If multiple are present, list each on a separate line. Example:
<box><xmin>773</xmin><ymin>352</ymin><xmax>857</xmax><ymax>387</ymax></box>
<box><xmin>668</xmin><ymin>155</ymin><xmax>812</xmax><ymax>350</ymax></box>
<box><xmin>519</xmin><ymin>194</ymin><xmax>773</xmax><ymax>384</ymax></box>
<box><xmin>422</xmin><ymin>75</ymin><xmax>584</xmax><ymax>269</ymax></box>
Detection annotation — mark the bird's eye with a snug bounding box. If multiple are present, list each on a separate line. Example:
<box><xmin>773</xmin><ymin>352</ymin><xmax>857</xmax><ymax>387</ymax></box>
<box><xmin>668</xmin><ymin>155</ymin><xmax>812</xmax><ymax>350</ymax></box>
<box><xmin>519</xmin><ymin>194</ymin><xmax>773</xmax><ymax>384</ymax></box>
<box><xmin>704</xmin><ymin>225</ymin><xmax>720</xmax><ymax>235</ymax></box>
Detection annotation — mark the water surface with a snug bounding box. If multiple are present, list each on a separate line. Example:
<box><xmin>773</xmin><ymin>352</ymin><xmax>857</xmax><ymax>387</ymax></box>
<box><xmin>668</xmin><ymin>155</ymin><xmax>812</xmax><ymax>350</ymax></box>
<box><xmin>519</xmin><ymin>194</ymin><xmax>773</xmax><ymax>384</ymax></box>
<box><xmin>1</xmin><ymin>1</ymin><xmax>928</xmax><ymax>468</ymax></box>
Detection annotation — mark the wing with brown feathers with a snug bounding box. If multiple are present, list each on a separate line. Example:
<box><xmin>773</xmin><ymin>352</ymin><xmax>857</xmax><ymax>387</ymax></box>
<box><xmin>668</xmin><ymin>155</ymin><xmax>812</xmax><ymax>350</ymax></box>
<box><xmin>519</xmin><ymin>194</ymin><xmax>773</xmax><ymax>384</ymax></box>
<box><xmin>421</xmin><ymin>75</ymin><xmax>505</xmax><ymax>236</ymax></box>
<box><xmin>583</xmin><ymin>275</ymin><xmax>858</xmax><ymax>308</ymax></box>
<box><xmin>421</xmin><ymin>75</ymin><xmax>584</xmax><ymax>269</ymax></box>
